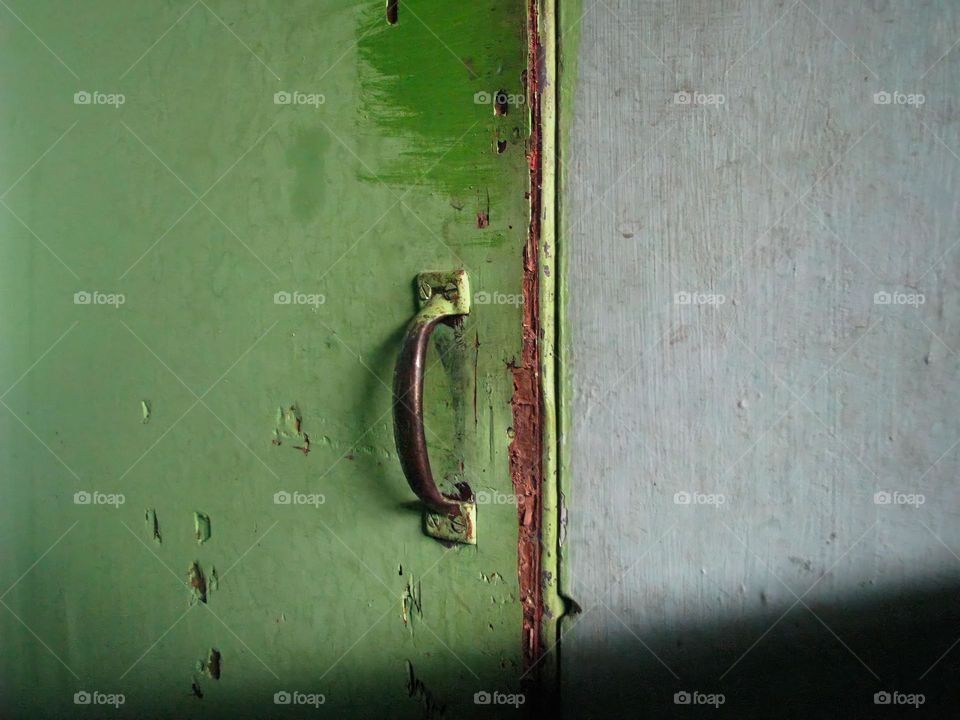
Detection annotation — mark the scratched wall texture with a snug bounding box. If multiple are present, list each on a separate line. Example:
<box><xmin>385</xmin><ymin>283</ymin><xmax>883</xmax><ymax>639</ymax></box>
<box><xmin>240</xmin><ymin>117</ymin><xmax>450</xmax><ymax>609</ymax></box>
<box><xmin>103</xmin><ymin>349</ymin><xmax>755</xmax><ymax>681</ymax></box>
<box><xmin>561</xmin><ymin>1</ymin><xmax>960</xmax><ymax>716</ymax></box>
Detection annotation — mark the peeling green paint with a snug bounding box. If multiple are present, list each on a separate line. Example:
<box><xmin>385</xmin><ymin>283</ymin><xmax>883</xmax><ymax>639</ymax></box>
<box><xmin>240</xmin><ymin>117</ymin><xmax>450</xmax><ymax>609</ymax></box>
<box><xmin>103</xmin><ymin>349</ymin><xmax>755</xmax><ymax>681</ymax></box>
<box><xmin>193</xmin><ymin>511</ymin><xmax>211</xmax><ymax>545</ymax></box>
<box><xmin>1</xmin><ymin>1</ymin><xmax>532</xmax><ymax>717</ymax></box>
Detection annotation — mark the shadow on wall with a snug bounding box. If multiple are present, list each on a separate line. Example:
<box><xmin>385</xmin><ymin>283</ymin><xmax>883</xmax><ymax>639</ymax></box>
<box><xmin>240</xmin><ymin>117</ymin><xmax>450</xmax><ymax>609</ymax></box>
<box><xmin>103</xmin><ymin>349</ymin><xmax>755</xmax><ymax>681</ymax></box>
<box><xmin>560</xmin><ymin>582</ymin><xmax>960</xmax><ymax>719</ymax></box>
<box><xmin>7</xmin><ymin>585</ymin><xmax>959</xmax><ymax>718</ymax></box>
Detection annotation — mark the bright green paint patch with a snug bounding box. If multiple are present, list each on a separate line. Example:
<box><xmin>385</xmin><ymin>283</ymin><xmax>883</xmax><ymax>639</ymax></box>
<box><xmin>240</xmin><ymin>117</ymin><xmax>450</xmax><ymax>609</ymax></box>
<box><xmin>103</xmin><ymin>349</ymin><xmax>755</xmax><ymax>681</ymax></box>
<box><xmin>357</xmin><ymin>0</ymin><xmax>529</xmax><ymax>199</ymax></box>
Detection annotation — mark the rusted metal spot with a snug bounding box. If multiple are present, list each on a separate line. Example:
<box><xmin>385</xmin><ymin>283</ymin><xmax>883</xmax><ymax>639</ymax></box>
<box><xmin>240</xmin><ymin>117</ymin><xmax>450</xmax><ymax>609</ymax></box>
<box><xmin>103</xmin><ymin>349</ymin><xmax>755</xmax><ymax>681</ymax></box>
<box><xmin>509</xmin><ymin>0</ymin><xmax>545</xmax><ymax>689</ymax></box>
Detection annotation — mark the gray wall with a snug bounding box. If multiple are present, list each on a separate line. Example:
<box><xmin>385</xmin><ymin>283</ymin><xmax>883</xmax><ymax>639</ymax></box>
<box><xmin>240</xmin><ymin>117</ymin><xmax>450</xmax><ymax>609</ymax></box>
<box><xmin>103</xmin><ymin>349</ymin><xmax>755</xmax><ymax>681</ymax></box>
<box><xmin>561</xmin><ymin>1</ymin><xmax>960</xmax><ymax>716</ymax></box>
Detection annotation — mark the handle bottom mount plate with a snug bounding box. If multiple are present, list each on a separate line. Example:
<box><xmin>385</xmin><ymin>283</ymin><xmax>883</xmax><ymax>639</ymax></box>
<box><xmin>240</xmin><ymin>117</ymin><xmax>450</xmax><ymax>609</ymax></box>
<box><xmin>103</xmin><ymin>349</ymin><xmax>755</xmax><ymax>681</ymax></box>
<box><xmin>425</xmin><ymin>500</ymin><xmax>476</xmax><ymax>545</ymax></box>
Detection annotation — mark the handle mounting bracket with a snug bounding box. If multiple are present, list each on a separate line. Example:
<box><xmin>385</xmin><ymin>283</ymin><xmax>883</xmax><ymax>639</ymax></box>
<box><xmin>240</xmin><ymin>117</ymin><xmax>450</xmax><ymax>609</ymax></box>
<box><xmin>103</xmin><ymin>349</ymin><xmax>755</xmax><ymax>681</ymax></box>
<box><xmin>394</xmin><ymin>270</ymin><xmax>476</xmax><ymax>545</ymax></box>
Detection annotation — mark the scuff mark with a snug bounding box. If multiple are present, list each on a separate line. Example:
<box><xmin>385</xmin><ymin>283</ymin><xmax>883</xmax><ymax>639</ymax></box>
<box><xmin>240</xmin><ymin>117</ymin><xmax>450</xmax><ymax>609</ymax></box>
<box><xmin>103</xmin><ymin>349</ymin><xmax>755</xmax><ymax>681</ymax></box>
<box><xmin>406</xmin><ymin>660</ymin><xmax>445</xmax><ymax>718</ymax></box>
<box><xmin>190</xmin><ymin>679</ymin><xmax>203</xmax><ymax>699</ymax></box>
<box><xmin>145</xmin><ymin>508</ymin><xmax>161</xmax><ymax>545</ymax></box>
<box><xmin>208</xmin><ymin>566</ymin><xmax>219</xmax><ymax>594</ymax></box>
<box><xmin>188</xmin><ymin>561</ymin><xmax>207</xmax><ymax>605</ymax></box>
<box><xmin>272</xmin><ymin>404</ymin><xmax>311</xmax><ymax>455</ymax></box>
<box><xmin>140</xmin><ymin>400</ymin><xmax>151</xmax><ymax>424</ymax></box>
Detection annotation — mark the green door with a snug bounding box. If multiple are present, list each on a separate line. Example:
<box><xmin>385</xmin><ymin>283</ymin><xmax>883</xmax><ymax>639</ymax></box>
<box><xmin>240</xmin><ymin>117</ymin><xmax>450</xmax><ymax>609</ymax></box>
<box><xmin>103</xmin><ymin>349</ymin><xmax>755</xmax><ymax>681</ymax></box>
<box><xmin>1</xmin><ymin>2</ymin><xmax>535</xmax><ymax>717</ymax></box>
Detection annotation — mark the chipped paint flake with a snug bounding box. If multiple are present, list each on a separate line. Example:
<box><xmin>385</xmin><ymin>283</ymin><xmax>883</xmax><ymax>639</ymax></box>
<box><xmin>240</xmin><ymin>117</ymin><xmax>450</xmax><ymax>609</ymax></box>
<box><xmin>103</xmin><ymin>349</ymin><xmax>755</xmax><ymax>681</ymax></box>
<box><xmin>207</xmin><ymin>648</ymin><xmax>221</xmax><ymax>680</ymax></box>
<box><xmin>194</xmin><ymin>511</ymin><xmax>211</xmax><ymax>545</ymax></box>
<box><xmin>145</xmin><ymin>508</ymin><xmax>161</xmax><ymax>545</ymax></box>
<box><xmin>188</xmin><ymin>561</ymin><xmax>207</xmax><ymax>605</ymax></box>
<box><xmin>272</xmin><ymin>404</ymin><xmax>311</xmax><ymax>455</ymax></box>
<box><xmin>401</xmin><ymin>575</ymin><xmax>422</xmax><ymax>629</ymax></box>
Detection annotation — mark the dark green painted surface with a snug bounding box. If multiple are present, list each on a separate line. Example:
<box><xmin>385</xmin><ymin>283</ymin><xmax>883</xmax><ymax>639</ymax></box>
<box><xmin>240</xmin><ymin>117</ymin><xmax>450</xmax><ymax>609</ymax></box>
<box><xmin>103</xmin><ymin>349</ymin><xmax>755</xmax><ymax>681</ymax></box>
<box><xmin>0</xmin><ymin>2</ymin><xmax>530</xmax><ymax>717</ymax></box>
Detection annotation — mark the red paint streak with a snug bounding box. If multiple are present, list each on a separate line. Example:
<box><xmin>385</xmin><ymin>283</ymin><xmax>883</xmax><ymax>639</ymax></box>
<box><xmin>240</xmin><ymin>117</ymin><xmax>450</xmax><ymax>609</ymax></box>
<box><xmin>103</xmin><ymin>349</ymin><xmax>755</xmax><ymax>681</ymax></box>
<box><xmin>509</xmin><ymin>0</ymin><xmax>544</xmax><ymax>680</ymax></box>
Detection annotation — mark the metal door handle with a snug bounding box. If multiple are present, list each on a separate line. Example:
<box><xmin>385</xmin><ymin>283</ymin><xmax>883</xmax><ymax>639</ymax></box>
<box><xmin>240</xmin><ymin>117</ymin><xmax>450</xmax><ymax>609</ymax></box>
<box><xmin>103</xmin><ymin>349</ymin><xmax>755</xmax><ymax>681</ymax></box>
<box><xmin>393</xmin><ymin>270</ymin><xmax>476</xmax><ymax>544</ymax></box>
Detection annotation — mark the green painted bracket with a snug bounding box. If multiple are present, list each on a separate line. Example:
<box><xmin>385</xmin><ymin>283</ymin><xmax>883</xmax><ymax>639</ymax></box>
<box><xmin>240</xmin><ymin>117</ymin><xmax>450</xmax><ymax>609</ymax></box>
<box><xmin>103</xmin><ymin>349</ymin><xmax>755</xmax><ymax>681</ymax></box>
<box><xmin>416</xmin><ymin>269</ymin><xmax>471</xmax><ymax>316</ymax></box>
<box><xmin>424</xmin><ymin>500</ymin><xmax>477</xmax><ymax>545</ymax></box>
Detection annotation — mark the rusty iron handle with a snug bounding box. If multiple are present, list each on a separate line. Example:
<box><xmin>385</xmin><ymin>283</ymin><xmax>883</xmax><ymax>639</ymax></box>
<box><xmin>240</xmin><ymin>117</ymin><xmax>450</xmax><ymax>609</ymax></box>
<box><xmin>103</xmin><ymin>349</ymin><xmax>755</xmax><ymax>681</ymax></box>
<box><xmin>392</xmin><ymin>273</ymin><xmax>471</xmax><ymax>519</ymax></box>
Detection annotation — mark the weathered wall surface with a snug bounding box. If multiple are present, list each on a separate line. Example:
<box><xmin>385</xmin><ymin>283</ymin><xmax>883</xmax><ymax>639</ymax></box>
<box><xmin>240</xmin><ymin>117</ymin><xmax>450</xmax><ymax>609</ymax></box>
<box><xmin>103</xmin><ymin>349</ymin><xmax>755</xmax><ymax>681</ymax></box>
<box><xmin>0</xmin><ymin>2</ymin><xmax>531</xmax><ymax>718</ymax></box>
<box><xmin>561</xmin><ymin>1</ymin><xmax>960</xmax><ymax>715</ymax></box>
